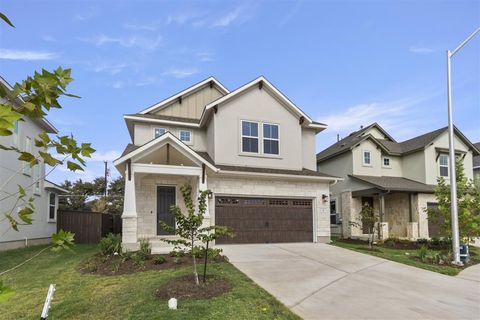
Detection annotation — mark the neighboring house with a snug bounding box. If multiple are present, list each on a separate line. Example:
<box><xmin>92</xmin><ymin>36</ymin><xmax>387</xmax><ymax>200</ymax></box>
<box><xmin>0</xmin><ymin>77</ymin><xmax>67</xmax><ymax>251</ymax></box>
<box><xmin>316</xmin><ymin>123</ymin><xmax>479</xmax><ymax>240</ymax></box>
<box><xmin>474</xmin><ymin>142</ymin><xmax>480</xmax><ymax>187</ymax></box>
<box><xmin>113</xmin><ymin>76</ymin><xmax>339</xmax><ymax>251</ymax></box>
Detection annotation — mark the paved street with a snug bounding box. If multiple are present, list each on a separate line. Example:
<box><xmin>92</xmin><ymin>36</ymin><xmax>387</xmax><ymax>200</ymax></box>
<box><xmin>220</xmin><ymin>243</ymin><xmax>480</xmax><ymax>320</ymax></box>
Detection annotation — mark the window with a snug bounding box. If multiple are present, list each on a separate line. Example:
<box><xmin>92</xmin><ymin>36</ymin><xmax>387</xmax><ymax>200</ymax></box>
<box><xmin>263</xmin><ymin>123</ymin><xmax>279</xmax><ymax>155</ymax></box>
<box><xmin>12</xmin><ymin>121</ymin><xmax>19</xmax><ymax>146</ymax></box>
<box><xmin>383</xmin><ymin>157</ymin><xmax>391</xmax><ymax>168</ymax></box>
<box><xmin>48</xmin><ymin>193</ymin><xmax>57</xmax><ymax>221</ymax></box>
<box><xmin>23</xmin><ymin>137</ymin><xmax>32</xmax><ymax>175</ymax></box>
<box><xmin>154</xmin><ymin>128</ymin><xmax>166</xmax><ymax>138</ymax></box>
<box><xmin>179</xmin><ymin>130</ymin><xmax>192</xmax><ymax>143</ymax></box>
<box><xmin>439</xmin><ymin>154</ymin><xmax>449</xmax><ymax>177</ymax></box>
<box><xmin>363</xmin><ymin>150</ymin><xmax>371</xmax><ymax>166</ymax></box>
<box><xmin>33</xmin><ymin>164</ymin><xmax>41</xmax><ymax>194</ymax></box>
<box><xmin>330</xmin><ymin>199</ymin><xmax>338</xmax><ymax>224</ymax></box>
<box><xmin>241</xmin><ymin>121</ymin><xmax>259</xmax><ymax>153</ymax></box>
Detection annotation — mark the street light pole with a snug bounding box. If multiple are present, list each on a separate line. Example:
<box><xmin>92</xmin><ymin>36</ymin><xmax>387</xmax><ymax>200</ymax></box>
<box><xmin>446</xmin><ymin>27</ymin><xmax>480</xmax><ymax>266</ymax></box>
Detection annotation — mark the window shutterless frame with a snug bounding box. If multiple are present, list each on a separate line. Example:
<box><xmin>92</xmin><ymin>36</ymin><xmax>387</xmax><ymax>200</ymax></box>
<box><xmin>362</xmin><ymin>150</ymin><xmax>372</xmax><ymax>166</ymax></box>
<box><xmin>153</xmin><ymin>127</ymin><xmax>167</xmax><ymax>139</ymax></box>
<box><xmin>382</xmin><ymin>157</ymin><xmax>391</xmax><ymax>168</ymax></box>
<box><xmin>240</xmin><ymin>120</ymin><xmax>259</xmax><ymax>154</ymax></box>
<box><xmin>262</xmin><ymin>122</ymin><xmax>280</xmax><ymax>155</ymax></box>
<box><xmin>439</xmin><ymin>154</ymin><xmax>449</xmax><ymax>177</ymax></box>
<box><xmin>179</xmin><ymin>130</ymin><xmax>192</xmax><ymax>143</ymax></box>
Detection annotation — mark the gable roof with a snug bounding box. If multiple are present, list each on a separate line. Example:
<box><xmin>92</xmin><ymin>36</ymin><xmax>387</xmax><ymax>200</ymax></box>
<box><xmin>139</xmin><ymin>77</ymin><xmax>229</xmax><ymax>115</ymax></box>
<box><xmin>198</xmin><ymin>76</ymin><xmax>327</xmax><ymax>132</ymax></box>
<box><xmin>317</xmin><ymin>123</ymin><xmax>480</xmax><ymax>162</ymax></box>
<box><xmin>113</xmin><ymin>131</ymin><xmax>219</xmax><ymax>172</ymax></box>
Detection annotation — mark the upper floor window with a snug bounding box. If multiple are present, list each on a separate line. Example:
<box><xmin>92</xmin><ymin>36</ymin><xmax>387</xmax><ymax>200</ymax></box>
<box><xmin>179</xmin><ymin>130</ymin><xmax>192</xmax><ymax>143</ymax></box>
<box><xmin>154</xmin><ymin>128</ymin><xmax>166</xmax><ymax>138</ymax></box>
<box><xmin>263</xmin><ymin>123</ymin><xmax>279</xmax><ymax>155</ymax></box>
<box><xmin>12</xmin><ymin>121</ymin><xmax>19</xmax><ymax>146</ymax></box>
<box><xmin>48</xmin><ymin>193</ymin><xmax>57</xmax><ymax>221</ymax></box>
<box><xmin>382</xmin><ymin>157</ymin><xmax>391</xmax><ymax>168</ymax></box>
<box><xmin>241</xmin><ymin>121</ymin><xmax>259</xmax><ymax>153</ymax></box>
<box><xmin>439</xmin><ymin>154</ymin><xmax>449</xmax><ymax>177</ymax></box>
<box><xmin>33</xmin><ymin>163</ymin><xmax>41</xmax><ymax>195</ymax></box>
<box><xmin>23</xmin><ymin>137</ymin><xmax>32</xmax><ymax>176</ymax></box>
<box><xmin>363</xmin><ymin>150</ymin><xmax>371</xmax><ymax>166</ymax></box>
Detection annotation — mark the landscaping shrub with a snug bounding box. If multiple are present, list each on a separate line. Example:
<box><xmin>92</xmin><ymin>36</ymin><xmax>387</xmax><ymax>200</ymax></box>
<box><xmin>153</xmin><ymin>256</ymin><xmax>166</xmax><ymax>265</ymax></box>
<box><xmin>419</xmin><ymin>245</ymin><xmax>428</xmax><ymax>262</ymax></box>
<box><xmin>191</xmin><ymin>247</ymin><xmax>223</xmax><ymax>259</ymax></box>
<box><xmin>84</xmin><ymin>258</ymin><xmax>98</xmax><ymax>273</ymax></box>
<box><xmin>138</xmin><ymin>238</ymin><xmax>151</xmax><ymax>260</ymax></box>
<box><xmin>169</xmin><ymin>249</ymin><xmax>185</xmax><ymax>257</ymax></box>
<box><xmin>132</xmin><ymin>253</ymin><xmax>146</xmax><ymax>268</ymax></box>
<box><xmin>100</xmin><ymin>233</ymin><xmax>122</xmax><ymax>256</ymax></box>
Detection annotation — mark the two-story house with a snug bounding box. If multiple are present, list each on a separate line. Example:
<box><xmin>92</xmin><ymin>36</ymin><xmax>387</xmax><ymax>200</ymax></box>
<box><xmin>113</xmin><ymin>76</ymin><xmax>339</xmax><ymax>251</ymax></box>
<box><xmin>0</xmin><ymin>77</ymin><xmax>67</xmax><ymax>251</ymax></box>
<box><xmin>474</xmin><ymin>142</ymin><xmax>480</xmax><ymax>186</ymax></box>
<box><xmin>316</xmin><ymin>123</ymin><xmax>479</xmax><ymax>241</ymax></box>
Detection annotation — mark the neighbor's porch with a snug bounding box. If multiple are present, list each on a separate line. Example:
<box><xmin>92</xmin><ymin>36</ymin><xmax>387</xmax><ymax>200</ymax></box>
<box><xmin>341</xmin><ymin>190</ymin><xmax>435</xmax><ymax>241</ymax></box>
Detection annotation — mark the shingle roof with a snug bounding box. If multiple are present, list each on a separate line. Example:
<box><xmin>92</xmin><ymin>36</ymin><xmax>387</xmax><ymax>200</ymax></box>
<box><xmin>350</xmin><ymin>175</ymin><xmax>436</xmax><ymax>193</ymax></box>
<box><xmin>121</xmin><ymin>143</ymin><xmax>140</xmax><ymax>157</ymax></box>
<box><xmin>398</xmin><ymin>127</ymin><xmax>447</xmax><ymax>154</ymax></box>
<box><xmin>126</xmin><ymin>113</ymin><xmax>199</xmax><ymax>123</ymax></box>
<box><xmin>474</xmin><ymin>142</ymin><xmax>480</xmax><ymax>168</ymax></box>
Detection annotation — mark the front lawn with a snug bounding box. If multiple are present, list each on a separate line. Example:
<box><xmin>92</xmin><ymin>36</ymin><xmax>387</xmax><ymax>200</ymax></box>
<box><xmin>331</xmin><ymin>238</ymin><xmax>480</xmax><ymax>276</ymax></box>
<box><xmin>0</xmin><ymin>244</ymin><xmax>300</xmax><ymax>320</ymax></box>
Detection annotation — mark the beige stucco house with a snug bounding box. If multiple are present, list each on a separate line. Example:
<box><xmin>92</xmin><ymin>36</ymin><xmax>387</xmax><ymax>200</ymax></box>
<box><xmin>0</xmin><ymin>77</ymin><xmax>67</xmax><ymax>251</ymax></box>
<box><xmin>114</xmin><ymin>76</ymin><xmax>339</xmax><ymax>251</ymax></box>
<box><xmin>316</xmin><ymin>123</ymin><xmax>479</xmax><ymax>241</ymax></box>
<box><xmin>474</xmin><ymin>142</ymin><xmax>480</xmax><ymax>186</ymax></box>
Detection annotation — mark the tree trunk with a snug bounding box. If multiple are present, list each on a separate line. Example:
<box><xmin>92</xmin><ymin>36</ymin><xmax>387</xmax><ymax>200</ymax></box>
<box><xmin>191</xmin><ymin>235</ymin><xmax>199</xmax><ymax>285</ymax></box>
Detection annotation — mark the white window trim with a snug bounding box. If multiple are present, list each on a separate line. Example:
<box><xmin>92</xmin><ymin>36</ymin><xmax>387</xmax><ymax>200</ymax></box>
<box><xmin>47</xmin><ymin>192</ymin><xmax>58</xmax><ymax>222</ymax></box>
<box><xmin>240</xmin><ymin>120</ymin><xmax>260</xmax><ymax>154</ymax></box>
<box><xmin>23</xmin><ymin>137</ymin><xmax>32</xmax><ymax>176</ymax></box>
<box><xmin>362</xmin><ymin>149</ymin><xmax>372</xmax><ymax>167</ymax></box>
<box><xmin>439</xmin><ymin>154</ymin><xmax>449</xmax><ymax>178</ymax></box>
<box><xmin>12</xmin><ymin>121</ymin><xmax>19</xmax><ymax>147</ymax></box>
<box><xmin>382</xmin><ymin>156</ymin><xmax>391</xmax><ymax>168</ymax></box>
<box><xmin>262</xmin><ymin>122</ymin><xmax>280</xmax><ymax>156</ymax></box>
<box><xmin>33</xmin><ymin>163</ymin><xmax>42</xmax><ymax>195</ymax></box>
<box><xmin>153</xmin><ymin>127</ymin><xmax>167</xmax><ymax>139</ymax></box>
<box><xmin>178</xmin><ymin>129</ymin><xmax>193</xmax><ymax>144</ymax></box>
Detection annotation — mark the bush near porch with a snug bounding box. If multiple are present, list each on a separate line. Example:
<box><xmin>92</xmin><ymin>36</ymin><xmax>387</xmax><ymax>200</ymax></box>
<box><xmin>0</xmin><ymin>244</ymin><xmax>300</xmax><ymax>320</ymax></box>
<box><xmin>331</xmin><ymin>237</ymin><xmax>480</xmax><ymax>276</ymax></box>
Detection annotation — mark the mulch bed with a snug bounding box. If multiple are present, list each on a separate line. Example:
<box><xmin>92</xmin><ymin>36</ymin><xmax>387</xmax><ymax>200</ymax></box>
<box><xmin>155</xmin><ymin>275</ymin><xmax>232</xmax><ymax>300</ymax></box>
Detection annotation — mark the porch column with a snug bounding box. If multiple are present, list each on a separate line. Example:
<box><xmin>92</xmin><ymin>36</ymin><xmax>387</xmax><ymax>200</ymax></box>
<box><xmin>122</xmin><ymin>164</ymin><xmax>138</xmax><ymax>250</ymax></box>
<box><xmin>378</xmin><ymin>194</ymin><xmax>389</xmax><ymax>240</ymax></box>
<box><xmin>198</xmin><ymin>164</ymin><xmax>211</xmax><ymax>227</ymax></box>
<box><xmin>407</xmin><ymin>193</ymin><xmax>419</xmax><ymax>240</ymax></box>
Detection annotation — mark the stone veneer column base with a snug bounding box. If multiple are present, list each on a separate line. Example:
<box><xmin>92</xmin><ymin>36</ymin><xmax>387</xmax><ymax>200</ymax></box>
<box><xmin>122</xmin><ymin>216</ymin><xmax>138</xmax><ymax>252</ymax></box>
<box><xmin>407</xmin><ymin>222</ymin><xmax>419</xmax><ymax>240</ymax></box>
<box><xmin>378</xmin><ymin>222</ymin><xmax>389</xmax><ymax>240</ymax></box>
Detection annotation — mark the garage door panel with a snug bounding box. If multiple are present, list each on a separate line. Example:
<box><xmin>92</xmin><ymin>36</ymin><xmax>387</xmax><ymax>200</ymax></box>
<box><xmin>215</xmin><ymin>196</ymin><xmax>313</xmax><ymax>244</ymax></box>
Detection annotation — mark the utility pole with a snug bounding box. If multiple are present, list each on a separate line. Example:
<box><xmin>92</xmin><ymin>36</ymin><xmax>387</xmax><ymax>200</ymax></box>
<box><xmin>104</xmin><ymin>161</ymin><xmax>108</xmax><ymax>198</ymax></box>
<box><xmin>446</xmin><ymin>27</ymin><xmax>480</xmax><ymax>265</ymax></box>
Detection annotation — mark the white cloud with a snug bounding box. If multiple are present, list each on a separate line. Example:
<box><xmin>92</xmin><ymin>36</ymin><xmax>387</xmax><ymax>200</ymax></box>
<box><xmin>163</xmin><ymin>68</ymin><xmax>199</xmax><ymax>79</ymax></box>
<box><xmin>112</xmin><ymin>81</ymin><xmax>125</xmax><ymax>89</ymax></box>
<box><xmin>93</xmin><ymin>62</ymin><xmax>128</xmax><ymax>75</ymax></box>
<box><xmin>0</xmin><ymin>48</ymin><xmax>59</xmax><ymax>60</ymax></box>
<box><xmin>409</xmin><ymin>46</ymin><xmax>436</xmax><ymax>54</ymax></box>
<box><xmin>196</xmin><ymin>52</ymin><xmax>213</xmax><ymax>62</ymax></box>
<box><xmin>136</xmin><ymin>76</ymin><xmax>159</xmax><ymax>87</ymax></box>
<box><xmin>41</xmin><ymin>35</ymin><xmax>56</xmax><ymax>42</ymax></box>
<box><xmin>211</xmin><ymin>7</ymin><xmax>243</xmax><ymax>28</ymax></box>
<box><xmin>166</xmin><ymin>12</ymin><xmax>201</xmax><ymax>26</ymax></box>
<box><xmin>75</xmin><ymin>8</ymin><xmax>97</xmax><ymax>22</ymax></box>
<box><xmin>123</xmin><ymin>23</ymin><xmax>157</xmax><ymax>31</ymax></box>
<box><xmin>87</xmin><ymin>150</ymin><xmax>122</xmax><ymax>162</ymax></box>
<box><xmin>82</xmin><ymin>34</ymin><xmax>162</xmax><ymax>50</ymax></box>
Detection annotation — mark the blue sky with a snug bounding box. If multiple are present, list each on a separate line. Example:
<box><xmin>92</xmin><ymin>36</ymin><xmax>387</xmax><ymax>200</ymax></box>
<box><xmin>1</xmin><ymin>0</ymin><xmax>479</xmax><ymax>183</ymax></box>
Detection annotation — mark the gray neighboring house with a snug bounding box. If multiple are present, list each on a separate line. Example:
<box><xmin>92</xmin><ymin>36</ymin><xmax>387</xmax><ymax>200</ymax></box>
<box><xmin>0</xmin><ymin>77</ymin><xmax>67</xmax><ymax>251</ymax></box>
<box><xmin>474</xmin><ymin>142</ymin><xmax>480</xmax><ymax>186</ymax></box>
<box><xmin>113</xmin><ymin>76</ymin><xmax>339</xmax><ymax>252</ymax></box>
<box><xmin>316</xmin><ymin>123</ymin><xmax>479</xmax><ymax>240</ymax></box>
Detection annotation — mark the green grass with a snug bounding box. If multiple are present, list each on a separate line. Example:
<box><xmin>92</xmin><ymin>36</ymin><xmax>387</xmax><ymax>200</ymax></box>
<box><xmin>0</xmin><ymin>245</ymin><xmax>300</xmax><ymax>320</ymax></box>
<box><xmin>330</xmin><ymin>239</ymin><xmax>480</xmax><ymax>276</ymax></box>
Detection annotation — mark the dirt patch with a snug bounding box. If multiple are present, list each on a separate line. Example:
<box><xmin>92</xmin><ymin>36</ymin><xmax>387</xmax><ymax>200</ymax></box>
<box><xmin>155</xmin><ymin>275</ymin><xmax>232</xmax><ymax>300</ymax></box>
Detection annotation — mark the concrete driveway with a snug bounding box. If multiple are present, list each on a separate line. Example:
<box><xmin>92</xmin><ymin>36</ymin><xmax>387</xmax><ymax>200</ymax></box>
<box><xmin>219</xmin><ymin>243</ymin><xmax>480</xmax><ymax>320</ymax></box>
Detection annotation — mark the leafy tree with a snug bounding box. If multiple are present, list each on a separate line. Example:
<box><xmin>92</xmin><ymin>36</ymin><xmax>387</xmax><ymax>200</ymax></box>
<box><xmin>349</xmin><ymin>203</ymin><xmax>379</xmax><ymax>249</ymax></box>
<box><xmin>428</xmin><ymin>160</ymin><xmax>480</xmax><ymax>244</ymax></box>
<box><xmin>0</xmin><ymin>14</ymin><xmax>95</xmax><ymax>236</ymax></box>
<box><xmin>160</xmin><ymin>184</ymin><xmax>232</xmax><ymax>285</ymax></box>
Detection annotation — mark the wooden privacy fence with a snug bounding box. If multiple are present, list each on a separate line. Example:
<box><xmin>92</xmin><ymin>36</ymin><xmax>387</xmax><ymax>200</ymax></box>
<box><xmin>57</xmin><ymin>211</ymin><xmax>122</xmax><ymax>244</ymax></box>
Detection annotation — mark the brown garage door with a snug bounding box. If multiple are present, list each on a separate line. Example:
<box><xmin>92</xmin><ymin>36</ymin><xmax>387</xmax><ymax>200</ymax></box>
<box><xmin>215</xmin><ymin>197</ymin><xmax>313</xmax><ymax>244</ymax></box>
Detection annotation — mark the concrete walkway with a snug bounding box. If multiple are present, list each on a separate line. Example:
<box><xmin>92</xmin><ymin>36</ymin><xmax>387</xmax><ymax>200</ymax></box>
<box><xmin>220</xmin><ymin>243</ymin><xmax>480</xmax><ymax>320</ymax></box>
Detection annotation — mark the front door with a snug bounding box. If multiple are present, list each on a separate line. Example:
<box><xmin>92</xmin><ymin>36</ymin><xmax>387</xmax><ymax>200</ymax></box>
<box><xmin>361</xmin><ymin>197</ymin><xmax>374</xmax><ymax>234</ymax></box>
<box><xmin>157</xmin><ymin>186</ymin><xmax>176</xmax><ymax>235</ymax></box>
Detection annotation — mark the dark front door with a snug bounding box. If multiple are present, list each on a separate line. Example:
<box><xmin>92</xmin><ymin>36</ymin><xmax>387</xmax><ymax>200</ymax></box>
<box><xmin>157</xmin><ymin>186</ymin><xmax>176</xmax><ymax>235</ymax></box>
<box><xmin>215</xmin><ymin>197</ymin><xmax>313</xmax><ymax>244</ymax></box>
<box><xmin>361</xmin><ymin>197</ymin><xmax>374</xmax><ymax>234</ymax></box>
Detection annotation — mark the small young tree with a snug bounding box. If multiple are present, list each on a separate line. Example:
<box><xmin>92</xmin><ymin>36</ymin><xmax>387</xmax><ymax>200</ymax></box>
<box><xmin>428</xmin><ymin>159</ymin><xmax>480</xmax><ymax>244</ymax></box>
<box><xmin>160</xmin><ymin>184</ymin><xmax>232</xmax><ymax>285</ymax></box>
<box><xmin>349</xmin><ymin>202</ymin><xmax>379</xmax><ymax>249</ymax></box>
